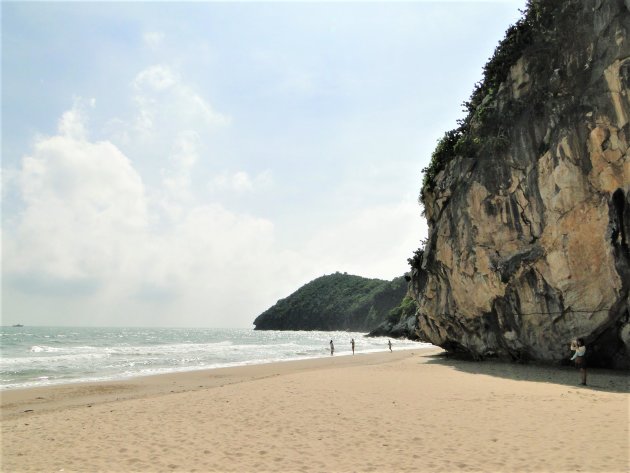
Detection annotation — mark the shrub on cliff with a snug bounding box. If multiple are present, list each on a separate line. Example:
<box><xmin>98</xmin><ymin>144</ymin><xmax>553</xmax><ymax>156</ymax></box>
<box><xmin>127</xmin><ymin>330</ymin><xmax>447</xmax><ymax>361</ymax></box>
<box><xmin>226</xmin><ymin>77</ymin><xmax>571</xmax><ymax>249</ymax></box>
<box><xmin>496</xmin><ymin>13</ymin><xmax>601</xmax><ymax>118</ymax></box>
<box><xmin>386</xmin><ymin>295</ymin><xmax>417</xmax><ymax>325</ymax></box>
<box><xmin>420</xmin><ymin>0</ymin><xmax>579</xmax><ymax>203</ymax></box>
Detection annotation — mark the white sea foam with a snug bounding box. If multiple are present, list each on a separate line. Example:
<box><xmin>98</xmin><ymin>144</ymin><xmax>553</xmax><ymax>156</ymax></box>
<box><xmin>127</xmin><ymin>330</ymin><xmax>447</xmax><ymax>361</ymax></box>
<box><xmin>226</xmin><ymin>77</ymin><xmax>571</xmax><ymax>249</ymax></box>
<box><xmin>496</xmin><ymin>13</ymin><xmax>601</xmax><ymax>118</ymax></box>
<box><xmin>30</xmin><ymin>345</ymin><xmax>62</xmax><ymax>353</ymax></box>
<box><xmin>1</xmin><ymin>327</ymin><xmax>434</xmax><ymax>390</ymax></box>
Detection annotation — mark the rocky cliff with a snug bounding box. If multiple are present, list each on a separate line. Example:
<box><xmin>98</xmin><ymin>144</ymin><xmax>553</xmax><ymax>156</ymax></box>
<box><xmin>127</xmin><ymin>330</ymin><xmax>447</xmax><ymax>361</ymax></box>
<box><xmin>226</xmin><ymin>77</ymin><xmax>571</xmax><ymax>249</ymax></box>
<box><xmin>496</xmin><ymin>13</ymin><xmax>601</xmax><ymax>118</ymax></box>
<box><xmin>367</xmin><ymin>293</ymin><xmax>422</xmax><ymax>340</ymax></box>
<box><xmin>253</xmin><ymin>273</ymin><xmax>407</xmax><ymax>332</ymax></box>
<box><xmin>413</xmin><ymin>0</ymin><xmax>630</xmax><ymax>368</ymax></box>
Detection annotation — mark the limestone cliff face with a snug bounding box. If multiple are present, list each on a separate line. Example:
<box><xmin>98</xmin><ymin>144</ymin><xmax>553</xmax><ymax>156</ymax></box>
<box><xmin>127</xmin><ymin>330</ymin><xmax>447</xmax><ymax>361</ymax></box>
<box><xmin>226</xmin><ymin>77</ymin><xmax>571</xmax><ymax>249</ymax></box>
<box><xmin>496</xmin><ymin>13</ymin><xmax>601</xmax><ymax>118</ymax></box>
<box><xmin>413</xmin><ymin>0</ymin><xmax>630</xmax><ymax>368</ymax></box>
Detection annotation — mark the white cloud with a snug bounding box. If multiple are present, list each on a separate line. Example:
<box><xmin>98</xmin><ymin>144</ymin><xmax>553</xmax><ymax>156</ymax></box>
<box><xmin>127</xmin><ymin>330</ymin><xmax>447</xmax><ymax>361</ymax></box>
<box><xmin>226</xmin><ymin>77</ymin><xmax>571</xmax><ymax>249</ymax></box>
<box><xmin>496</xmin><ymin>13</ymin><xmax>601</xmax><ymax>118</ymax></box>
<box><xmin>143</xmin><ymin>31</ymin><xmax>164</xmax><ymax>49</ymax></box>
<box><xmin>105</xmin><ymin>64</ymin><xmax>235</xmax><ymax>207</ymax></box>
<box><xmin>159</xmin><ymin>131</ymin><xmax>202</xmax><ymax>203</ymax></box>
<box><xmin>10</xmin><ymin>134</ymin><xmax>147</xmax><ymax>283</ymax></box>
<box><xmin>303</xmin><ymin>200</ymin><xmax>428</xmax><ymax>280</ymax></box>
<box><xmin>57</xmin><ymin>98</ymin><xmax>95</xmax><ymax>140</ymax></box>
<box><xmin>171</xmin><ymin>131</ymin><xmax>200</xmax><ymax>170</ymax></box>
<box><xmin>4</xmin><ymin>98</ymin><xmax>425</xmax><ymax>327</ymax></box>
<box><xmin>133</xmin><ymin>64</ymin><xmax>176</xmax><ymax>91</ymax></box>
<box><xmin>102</xmin><ymin>64</ymin><xmax>234</xmax><ymax>210</ymax></box>
<box><xmin>130</xmin><ymin>64</ymin><xmax>229</xmax><ymax>138</ymax></box>
<box><xmin>210</xmin><ymin>170</ymin><xmax>273</xmax><ymax>193</ymax></box>
<box><xmin>14</xmin><ymin>106</ymin><xmax>146</xmax><ymax>281</ymax></box>
<box><xmin>4</xmin><ymin>103</ymin><xmax>300</xmax><ymax>327</ymax></box>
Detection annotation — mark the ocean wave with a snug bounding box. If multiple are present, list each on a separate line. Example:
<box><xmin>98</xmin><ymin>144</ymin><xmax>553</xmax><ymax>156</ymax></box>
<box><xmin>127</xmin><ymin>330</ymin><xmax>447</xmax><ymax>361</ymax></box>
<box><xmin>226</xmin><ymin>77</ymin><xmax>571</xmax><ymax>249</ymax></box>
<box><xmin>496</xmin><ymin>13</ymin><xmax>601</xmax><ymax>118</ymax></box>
<box><xmin>1</xmin><ymin>327</ymin><xmax>434</xmax><ymax>390</ymax></box>
<box><xmin>30</xmin><ymin>345</ymin><xmax>63</xmax><ymax>353</ymax></box>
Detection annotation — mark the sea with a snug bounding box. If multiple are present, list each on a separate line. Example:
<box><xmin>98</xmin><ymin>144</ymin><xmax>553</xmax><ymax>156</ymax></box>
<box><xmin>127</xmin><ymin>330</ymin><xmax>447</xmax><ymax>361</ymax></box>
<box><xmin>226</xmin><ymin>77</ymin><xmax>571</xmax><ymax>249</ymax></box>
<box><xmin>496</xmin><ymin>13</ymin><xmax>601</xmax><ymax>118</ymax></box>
<box><xmin>0</xmin><ymin>326</ymin><xmax>432</xmax><ymax>390</ymax></box>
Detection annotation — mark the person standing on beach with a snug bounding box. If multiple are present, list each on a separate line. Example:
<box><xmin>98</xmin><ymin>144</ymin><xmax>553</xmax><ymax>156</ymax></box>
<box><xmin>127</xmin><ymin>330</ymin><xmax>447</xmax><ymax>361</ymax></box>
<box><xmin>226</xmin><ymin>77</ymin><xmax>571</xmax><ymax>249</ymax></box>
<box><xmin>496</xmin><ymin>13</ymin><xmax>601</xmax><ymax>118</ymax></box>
<box><xmin>388</xmin><ymin>340</ymin><xmax>392</xmax><ymax>352</ymax></box>
<box><xmin>330</xmin><ymin>339</ymin><xmax>334</xmax><ymax>356</ymax></box>
<box><xmin>351</xmin><ymin>338</ymin><xmax>355</xmax><ymax>355</ymax></box>
<box><xmin>570</xmin><ymin>338</ymin><xmax>587</xmax><ymax>385</ymax></box>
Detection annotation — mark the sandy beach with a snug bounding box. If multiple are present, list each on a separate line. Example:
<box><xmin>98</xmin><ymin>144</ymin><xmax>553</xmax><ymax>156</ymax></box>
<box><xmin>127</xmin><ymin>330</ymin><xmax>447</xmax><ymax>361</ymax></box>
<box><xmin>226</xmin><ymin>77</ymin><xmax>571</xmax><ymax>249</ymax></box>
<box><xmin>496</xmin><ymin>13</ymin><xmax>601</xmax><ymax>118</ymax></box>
<box><xmin>1</xmin><ymin>348</ymin><xmax>628</xmax><ymax>472</ymax></box>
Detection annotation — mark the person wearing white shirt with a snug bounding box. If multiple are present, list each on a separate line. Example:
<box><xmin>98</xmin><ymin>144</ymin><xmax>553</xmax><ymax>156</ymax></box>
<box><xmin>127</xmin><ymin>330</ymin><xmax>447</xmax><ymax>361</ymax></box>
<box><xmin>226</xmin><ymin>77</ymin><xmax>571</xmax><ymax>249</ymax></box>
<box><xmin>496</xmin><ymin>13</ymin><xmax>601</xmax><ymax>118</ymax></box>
<box><xmin>570</xmin><ymin>338</ymin><xmax>587</xmax><ymax>386</ymax></box>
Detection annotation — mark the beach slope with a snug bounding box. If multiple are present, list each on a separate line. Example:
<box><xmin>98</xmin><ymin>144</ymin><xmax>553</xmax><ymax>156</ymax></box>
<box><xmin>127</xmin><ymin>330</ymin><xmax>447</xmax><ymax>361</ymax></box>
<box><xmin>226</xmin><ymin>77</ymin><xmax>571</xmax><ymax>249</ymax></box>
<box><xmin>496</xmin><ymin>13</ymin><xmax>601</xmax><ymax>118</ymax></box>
<box><xmin>1</xmin><ymin>349</ymin><xmax>628</xmax><ymax>472</ymax></box>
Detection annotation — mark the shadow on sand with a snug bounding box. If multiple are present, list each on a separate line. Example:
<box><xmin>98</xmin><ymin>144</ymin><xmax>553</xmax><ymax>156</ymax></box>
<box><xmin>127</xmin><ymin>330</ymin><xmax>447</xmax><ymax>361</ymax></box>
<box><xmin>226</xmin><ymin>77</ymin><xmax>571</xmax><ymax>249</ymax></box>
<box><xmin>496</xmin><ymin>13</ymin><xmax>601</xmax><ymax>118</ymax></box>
<box><xmin>423</xmin><ymin>352</ymin><xmax>629</xmax><ymax>394</ymax></box>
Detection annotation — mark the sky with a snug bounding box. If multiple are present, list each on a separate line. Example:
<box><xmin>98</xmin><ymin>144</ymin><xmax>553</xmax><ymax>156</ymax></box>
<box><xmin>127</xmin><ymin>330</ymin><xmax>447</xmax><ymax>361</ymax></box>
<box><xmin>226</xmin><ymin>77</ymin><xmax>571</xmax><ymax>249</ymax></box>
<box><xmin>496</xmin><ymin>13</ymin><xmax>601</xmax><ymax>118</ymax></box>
<box><xmin>2</xmin><ymin>0</ymin><xmax>526</xmax><ymax>328</ymax></box>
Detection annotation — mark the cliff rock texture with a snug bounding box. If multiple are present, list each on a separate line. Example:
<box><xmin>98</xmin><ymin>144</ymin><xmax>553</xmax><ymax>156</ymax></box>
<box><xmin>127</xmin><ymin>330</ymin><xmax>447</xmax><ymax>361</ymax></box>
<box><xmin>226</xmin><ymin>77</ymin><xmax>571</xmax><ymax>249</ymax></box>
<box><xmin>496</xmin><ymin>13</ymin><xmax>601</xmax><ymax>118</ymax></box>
<box><xmin>413</xmin><ymin>0</ymin><xmax>630</xmax><ymax>368</ymax></box>
<box><xmin>367</xmin><ymin>293</ymin><xmax>422</xmax><ymax>340</ymax></box>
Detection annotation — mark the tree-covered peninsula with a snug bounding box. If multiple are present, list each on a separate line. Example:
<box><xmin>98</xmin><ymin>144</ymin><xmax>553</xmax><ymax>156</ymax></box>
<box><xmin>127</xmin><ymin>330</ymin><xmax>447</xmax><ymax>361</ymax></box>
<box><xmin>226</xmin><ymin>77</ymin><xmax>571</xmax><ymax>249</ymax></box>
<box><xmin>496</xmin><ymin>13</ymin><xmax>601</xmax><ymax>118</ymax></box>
<box><xmin>253</xmin><ymin>273</ymin><xmax>407</xmax><ymax>332</ymax></box>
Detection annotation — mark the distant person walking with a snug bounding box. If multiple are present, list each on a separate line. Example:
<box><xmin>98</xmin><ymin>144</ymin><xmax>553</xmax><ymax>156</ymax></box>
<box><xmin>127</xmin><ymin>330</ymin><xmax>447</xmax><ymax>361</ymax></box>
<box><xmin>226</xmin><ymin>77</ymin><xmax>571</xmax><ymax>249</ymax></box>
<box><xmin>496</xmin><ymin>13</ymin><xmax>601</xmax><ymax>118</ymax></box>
<box><xmin>330</xmin><ymin>339</ymin><xmax>335</xmax><ymax>356</ymax></box>
<box><xmin>351</xmin><ymin>338</ymin><xmax>355</xmax><ymax>355</ymax></box>
<box><xmin>570</xmin><ymin>338</ymin><xmax>587</xmax><ymax>385</ymax></box>
<box><xmin>388</xmin><ymin>340</ymin><xmax>392</xmax><ymax>352</ymax></box>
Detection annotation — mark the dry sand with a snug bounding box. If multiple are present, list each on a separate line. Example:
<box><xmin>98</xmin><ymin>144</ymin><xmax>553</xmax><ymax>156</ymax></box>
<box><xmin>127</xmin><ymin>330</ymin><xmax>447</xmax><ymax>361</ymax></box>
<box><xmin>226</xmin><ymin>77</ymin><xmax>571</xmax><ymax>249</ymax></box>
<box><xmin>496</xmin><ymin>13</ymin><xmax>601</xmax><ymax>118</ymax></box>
<box><xmin>1</xmin><ymin>348</ymin><xmax>628</xmax><ymax>472</ymax></box>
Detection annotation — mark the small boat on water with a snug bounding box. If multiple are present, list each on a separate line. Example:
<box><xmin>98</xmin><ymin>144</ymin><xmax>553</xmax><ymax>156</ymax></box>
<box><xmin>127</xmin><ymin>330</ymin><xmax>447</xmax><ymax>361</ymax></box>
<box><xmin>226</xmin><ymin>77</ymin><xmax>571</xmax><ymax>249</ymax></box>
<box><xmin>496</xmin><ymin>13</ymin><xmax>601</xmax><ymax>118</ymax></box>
<box><xmin>12</xmin><ymin>324</ymin><xmax>24</xmax><ymax>327</ymax></box>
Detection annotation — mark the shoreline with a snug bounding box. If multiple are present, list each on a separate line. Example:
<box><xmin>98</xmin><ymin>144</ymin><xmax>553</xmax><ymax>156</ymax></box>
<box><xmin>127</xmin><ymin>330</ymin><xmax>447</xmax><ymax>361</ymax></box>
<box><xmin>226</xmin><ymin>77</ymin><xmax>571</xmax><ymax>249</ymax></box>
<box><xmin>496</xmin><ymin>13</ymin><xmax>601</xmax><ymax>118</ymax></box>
<box><xmin>0</xmin><ymin>343</ymin><xmax>428</xmax><ymax>394</ymax></box>
<box><xmin>1</xmin><ymin>326</ymin><xmax>425</xmax><ymax>392</ymax></box>
<box><xmin>0</xmin><ymin>349</ymin><xmax>434</xmax><ymax>420</ymax></box>
<box><xmin>2</xmin><ymin>348</ymin><xmax>628</xmax><ymax>472</ymax></box>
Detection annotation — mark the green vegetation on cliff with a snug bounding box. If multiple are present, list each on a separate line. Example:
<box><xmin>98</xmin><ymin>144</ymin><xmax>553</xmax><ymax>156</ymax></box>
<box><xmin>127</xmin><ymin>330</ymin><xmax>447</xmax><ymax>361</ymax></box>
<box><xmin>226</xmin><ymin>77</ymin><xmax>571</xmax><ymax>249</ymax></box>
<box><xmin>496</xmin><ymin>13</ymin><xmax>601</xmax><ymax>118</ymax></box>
<box><xmin>421</xmin><ymin>0</ymin><xmax>581</xmax><ymax>200</ymax></box>
<box><xmin>253</xmin><ymin>273</ymin><xmax>407</xmax><ymax>332</ymax></box>
<box><xmin>384</xmin><ymin>295</ymin><xmax>418</xmax><ymax>326</ymax></box>
<box><xmin>367</xmin><ymin>294</ymin><xmax>421</xmax><ymax>340</ymax></box>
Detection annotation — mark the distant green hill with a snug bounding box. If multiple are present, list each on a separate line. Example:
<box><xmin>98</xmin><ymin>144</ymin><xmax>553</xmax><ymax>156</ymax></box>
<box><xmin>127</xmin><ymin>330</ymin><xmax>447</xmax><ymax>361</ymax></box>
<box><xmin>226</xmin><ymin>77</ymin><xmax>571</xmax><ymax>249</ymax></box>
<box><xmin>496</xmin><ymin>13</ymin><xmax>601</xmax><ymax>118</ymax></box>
<box><xmin>253</xmin><ymin>272</ymin><xmax>407</xmax><ymax>332</ymax></box>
